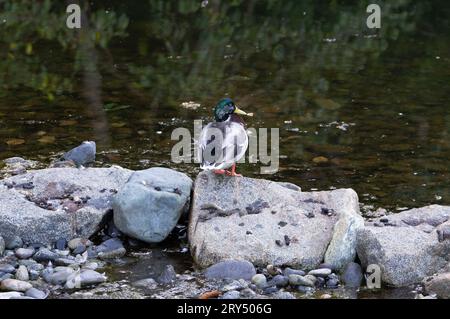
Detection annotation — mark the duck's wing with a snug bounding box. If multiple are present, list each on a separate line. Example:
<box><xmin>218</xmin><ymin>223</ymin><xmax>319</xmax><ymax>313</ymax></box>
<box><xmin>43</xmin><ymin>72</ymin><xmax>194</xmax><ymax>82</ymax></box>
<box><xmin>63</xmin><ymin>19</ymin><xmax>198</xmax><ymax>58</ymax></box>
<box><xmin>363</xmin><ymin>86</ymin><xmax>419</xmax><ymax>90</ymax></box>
<box><xmin>198</xmin><ymin>122</ymin><xmax>248</xmax><ymax>170</ymax></box>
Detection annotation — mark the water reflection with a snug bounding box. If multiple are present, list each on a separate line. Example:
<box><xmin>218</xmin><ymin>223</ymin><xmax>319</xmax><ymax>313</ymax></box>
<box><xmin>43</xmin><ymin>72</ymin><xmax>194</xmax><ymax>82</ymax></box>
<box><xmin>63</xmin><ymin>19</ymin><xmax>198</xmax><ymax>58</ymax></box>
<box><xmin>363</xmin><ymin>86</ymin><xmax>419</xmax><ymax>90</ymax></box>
<box><xmin>0</xmin><ymin>0</ymin><xmax>449</xmax><ymax>210</ymax></box>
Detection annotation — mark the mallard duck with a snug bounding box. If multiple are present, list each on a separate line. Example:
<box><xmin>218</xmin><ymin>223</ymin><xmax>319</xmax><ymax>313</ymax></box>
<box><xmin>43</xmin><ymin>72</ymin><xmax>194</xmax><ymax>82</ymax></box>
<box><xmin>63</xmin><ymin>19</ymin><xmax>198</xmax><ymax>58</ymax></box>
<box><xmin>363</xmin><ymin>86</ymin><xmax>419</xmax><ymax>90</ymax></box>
<box><xmin>198</xmin><ymin>98</ymin><xmax>253</xmax><ymax>176</ymax></box>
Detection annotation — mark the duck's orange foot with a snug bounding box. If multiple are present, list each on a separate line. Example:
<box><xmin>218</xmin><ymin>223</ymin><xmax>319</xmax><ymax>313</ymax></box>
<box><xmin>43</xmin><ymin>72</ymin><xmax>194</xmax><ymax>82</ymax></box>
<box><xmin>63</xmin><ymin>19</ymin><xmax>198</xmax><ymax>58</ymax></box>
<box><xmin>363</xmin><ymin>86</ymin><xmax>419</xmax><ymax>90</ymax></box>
<box><xmin>214</xmin><ymin>169</ymin><xmax>227</xmax><ymax>175</ymax></box>
<box><xmin>225</xmin><ymin>170</ymin><xmax>242</xmax><ymax>177</ymax></box>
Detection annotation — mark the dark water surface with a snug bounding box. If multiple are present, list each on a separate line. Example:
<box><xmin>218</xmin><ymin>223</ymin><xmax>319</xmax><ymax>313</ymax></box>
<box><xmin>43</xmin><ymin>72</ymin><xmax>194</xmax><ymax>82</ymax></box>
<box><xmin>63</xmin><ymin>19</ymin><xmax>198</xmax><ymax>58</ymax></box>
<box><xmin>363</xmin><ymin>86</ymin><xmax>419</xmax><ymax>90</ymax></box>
<box><xmin>0</xmin><ymin>1</ymin><xmax>449</xmax><ymax>298</ymax></box>
<box><xmin>1</xmin><ymin>1</ymin><xmax>449</xmax><ymax>211</ymax></box>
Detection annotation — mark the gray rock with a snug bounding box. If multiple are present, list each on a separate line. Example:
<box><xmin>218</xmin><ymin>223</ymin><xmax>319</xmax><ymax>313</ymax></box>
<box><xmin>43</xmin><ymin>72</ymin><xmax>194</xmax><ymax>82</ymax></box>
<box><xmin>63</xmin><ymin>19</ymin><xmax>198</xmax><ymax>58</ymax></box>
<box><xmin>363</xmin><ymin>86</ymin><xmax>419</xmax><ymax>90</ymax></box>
<box><xmin>239</xmin><ymin>288</ymin><xmax>257</xmax><ymax>298</ymax></box>
<box><xmin>251</xmin><ymin>274</ymin><xmax>267</xmax><ymax>288</ymax></box>
<box><xmin>342</xmin><ymin>262</ymin><xmax>363</xmax><ymax>288</ymax></box>
<box><xmin>54</xmin><ymin>258</ymin><xmax>77</xmax><ymax>266</ymax></box>
<box><xmin>0</xmin><ymin>279</ymin><xmax>32</xmax><ymax>292</ymax></box>
<box><xmin>423</xmin><ymin>273</ymin><xmax>450</xmax><ymax>299</ymax></box>
<box><xmin>45</xmin><ymin>268</ymin><xmax>74</xmax><ymax>285</ymax></box>
<box><xmin>72</xmin><ymin>244</ymin><xmax>86</xmax><ymax>255</ymax></box>
<box><xmin>28</xmin><ymin>270</ymin><xmax>40</xmax><ymax>281</ymax></box>
<box><xmin>204</xmin><ymin>260</ymin><xmax>256</xmax><ymax>281</ymax></box>
<box><xmin>25</xmin><ymin>287</ymin><xmax>47</xmax><ymax>299</ymax></box>
<box><xmin>0</xmin><ymin>292</ymin><xmax>23</xmax><ymax>299</ymax></box>
<box><xmin>273</xmin><ymin>291</ymin><xmax>295</xmax><ymax>299</ymax></box>
<box><xmin>221</xmin><ymin>290</ymin><xmax>241</xmax><ymax>299</ymax></box>
<box><xmin>64</xmin><ymin>269</ymin><xmax>106</xmax><ymax>289</ymax></box>
<box><xmin>55</xmin><ymin>238</ymin><xmax>67</xmax><ymax>250</ymax></box>
<box><xmin>157</xmin><ymin>265</ymin><xmax>177</xmax><ymax>284</ymax></box>
<box><xmin>96</xmin><ymin>238</ymin><xmax>126</xmax><ymax>259</ymax></box>
<box><xmin>5</xmin><ymin>236</ymin><xmax>23</xmax><ymax>250</ymax></box>
<box><xmin>308</xmin><ymin>268</ymin><xmax>332</xmax><ymax>277</ymax></box>
<box><xmin>269</xmin><ymin>275</ymin><xmax>289</xmax><ymax>287</ymax></box>
<box><xmin>113</xmin><ymin>167</ymin><xmax>193</xmax><ymax>243</ymax></box>
<box><xmin>356</xmin><ymin>205</ymin><xmax>450</xmax><ymax>286</ymax></box>
<box><xmin>132</xmin><ymin>278</ymin><xmax>157</xmax><ymax>289</ymax></box>
<box><xmin>33</xmin><ymin>248</ymin><xmax>59</xmax><ymax>262</ymax></box>
<box><xmin>326</xmin><ymin>278</ymin><xmax>340</xmax><ymax>288</ymax></box>
<box><xmin>0</xmin><ymin>167</ymin><xmax>132</xmax><ymax>245</ymax></box>
<box><xmin>297</xmin><ymin>286</ymin><xmax>315</xmax><ymax>293</ymax></box>
<box><xmin>15</xmin><ymin>247</ymin><xmax>35</xmax><ymax>259</ymax></box>
<box><xmin>0</xmin><ymin>263</ymin><xmax>15</xmax><ymax>273</ymax></box>
<box><xmin>283</xmin><ymin>267</ymin><xmax>305</xmax><ymax>277</ymax></box>
<box><xmin>15</xmin><ymin>265</ymin><xmax>29</xmax><ymax>281</ymax></box>
<box><xmin>304</xmin><ymin>274</ymin><xmax>317</xmax><ymax>284</ymax></box>
<box><xmin>288</xmin><ymin>274</ymin><xmax>315</xmax><ymax>287</ymax></box>
<box><xmin>189</xmin><ymin>171</ymin><xmax>363</xmax><ymax>269</ymax></box>
<box><xmin>62</xmin><ymin>141</ymin><xmax>96</xmax><ymax>166</ymax></box>
<box><xmin>0</xmin><ymin>235</ymin><xmax>4</xmax><ymax>256</ymax></box>
<box><xmin>221</xmin><ymin>279</ymin><xmax>248</xmax><ymax>292</ymax></box>
<box><xmin>68</xmin><ymin>238</ymin><xmax>92</xmax><ymax>250</ymax></box>
<box><xmin>0</xmin><ymin>273</ymin><xmax>13</xmax><ymax>281</ymax></box>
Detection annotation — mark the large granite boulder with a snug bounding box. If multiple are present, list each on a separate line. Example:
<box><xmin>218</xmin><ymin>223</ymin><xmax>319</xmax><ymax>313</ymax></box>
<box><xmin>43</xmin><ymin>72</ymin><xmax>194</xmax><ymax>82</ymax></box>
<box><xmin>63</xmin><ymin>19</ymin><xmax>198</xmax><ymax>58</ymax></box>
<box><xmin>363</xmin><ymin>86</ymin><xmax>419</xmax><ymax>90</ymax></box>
<box><xmin>0</xmin><ymin>167</ymin><xmax>132</xmax><ymax>245</ymax></box>
<box><xmin>356</xmin><ymin>205</ymin><xmax>450</xmax><ymax>287</ymax></box>
<box><xmin>113</xmin><ymin>167</ymin><xmax>193</xmax><ymax>243</ymax></box>
<box><xmin>188</xmin><ymin>171</ymin><xmax>363</xmax><ymax>269</ymax></box>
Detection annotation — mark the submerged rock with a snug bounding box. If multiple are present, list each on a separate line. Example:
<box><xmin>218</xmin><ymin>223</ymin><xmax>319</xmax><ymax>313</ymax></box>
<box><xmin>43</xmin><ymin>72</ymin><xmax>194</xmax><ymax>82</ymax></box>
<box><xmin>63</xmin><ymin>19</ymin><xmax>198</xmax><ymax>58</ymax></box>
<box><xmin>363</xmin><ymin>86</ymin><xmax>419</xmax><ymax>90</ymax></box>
<box><xmin>0</xmin><ymin>167</ymin><xmax>132</xmax><ymax>245</ymax></box>
<box><xmin>113</xmin><ymin>167</ymin><xmax>192</xmax><ymax>243</ymax></box>
<box><xmin>189</xmin><ymin>171</ymin><xmax>363</xmax><ymax>269</ymax></box>
<box><xmin>62</xmin><ymin>141</ymin><xmax>96</xmax><ymax>166</ymax></box>
<box><xmin>356</xmin><ymin>205</ymin><xmax>450</xmax><ymax>287</ymax></box>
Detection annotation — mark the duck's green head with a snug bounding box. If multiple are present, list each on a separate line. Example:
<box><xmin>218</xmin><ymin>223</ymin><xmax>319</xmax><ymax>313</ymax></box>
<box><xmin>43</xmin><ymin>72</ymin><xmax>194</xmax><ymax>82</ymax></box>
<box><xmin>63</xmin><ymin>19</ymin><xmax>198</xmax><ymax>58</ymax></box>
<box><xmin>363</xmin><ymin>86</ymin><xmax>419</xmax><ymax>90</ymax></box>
<box><xmin>213</xmin><ymin>98</ymin><xmax>253</xmax><ymax>122</ymax></box>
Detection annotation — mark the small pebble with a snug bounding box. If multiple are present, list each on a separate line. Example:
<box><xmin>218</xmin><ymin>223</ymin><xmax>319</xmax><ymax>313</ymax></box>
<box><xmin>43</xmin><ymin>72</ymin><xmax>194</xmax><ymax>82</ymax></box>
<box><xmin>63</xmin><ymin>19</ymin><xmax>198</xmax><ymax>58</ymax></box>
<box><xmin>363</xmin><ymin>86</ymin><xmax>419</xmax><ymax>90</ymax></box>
<box><xmin>5</xmin><ymin>236</ymin><xmax>23</xmax><ymax>250</ymax></box>
<box><xmin>308</xmin><ymin>268</ymin><xmax>332</xmax><ymax>277</ymax></box>
<box><xmin>0</xmin><ymin>279</ymin><xmax>32</xmax><ymax>292</ymax></box>
<box><xmin>15</xmin><ymin>265</ymin><xmax>29</xmax><ymax>281</ymax></box>
<box><xmin>0</xmin><ymin>263</ymin><xmax>15</xmax><ymax>273</ymax></box>
<box><xmin>251</xmin><ymin>274</ymin><xmax>267</xmax><ymax>289</ymax></box>
<box><xmin>15</xmin><ymin>248</ymin><xmax>35</xmax><ymax>259</ymax></box>
<box><xmin>25</xmin><ymin>288</ymin><xmax>47</xmax><ymax>299</ymax></box>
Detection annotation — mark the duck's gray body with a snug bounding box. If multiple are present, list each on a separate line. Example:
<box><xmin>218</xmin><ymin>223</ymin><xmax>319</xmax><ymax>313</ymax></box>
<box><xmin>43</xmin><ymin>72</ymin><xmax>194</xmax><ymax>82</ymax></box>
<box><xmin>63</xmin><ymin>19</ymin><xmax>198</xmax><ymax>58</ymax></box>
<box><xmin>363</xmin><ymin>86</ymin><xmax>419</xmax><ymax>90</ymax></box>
<box><xmin>198</xmin><ymin>114</ymin><xmax>248</xmax><ymax>170</ymax></box>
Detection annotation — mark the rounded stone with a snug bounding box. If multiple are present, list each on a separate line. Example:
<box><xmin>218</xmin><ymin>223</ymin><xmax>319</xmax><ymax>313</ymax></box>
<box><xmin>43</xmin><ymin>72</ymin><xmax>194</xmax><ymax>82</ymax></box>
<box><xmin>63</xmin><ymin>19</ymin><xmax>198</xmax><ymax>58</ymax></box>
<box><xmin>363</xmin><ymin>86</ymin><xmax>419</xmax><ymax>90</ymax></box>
<box><xmin>204</xmin><ymin>260</ymin><xmax>256</xmax><ymax>281</ymax></box>
<box><xmin>221</xmin><ymin>290</ymin><xmax>241</xmax><ymax>299</ymax></box>
<box><xmin>0</xmin><ymin>279</ymin><xmax>32</xmax><ymax>292</ymax></box>
<box><xmin>288</xmin><ymin>274</ymin><xmax>315</xmax><ymax>287</ymax></box>
<box><xmin>113</xmin><ymin>167</ymin><xmax>193</xmax><ymax>243</ymax></box>
<box><xmin>251</xmin><ymin>274</ymin><xmax>267</xmax><ymax>288</ymax></box>
<box><xmin>25</xmin><ymin>287</ymin><xmax>47</xmax><ymax>299</ymax></box>
<box><xmin>308</xmin><ymin>268</ymin><xmax>332</xmax><ymax>277</ymax></box>
<box><xmin>15</xmin><ymin>248</ymin><xmax>35</xmax><ymax>259</ymax></box>
<box><xmin>342</xmin><ymin>262</ymin><xmax>363</xmax><ymax>288</ymax></box>
<box><xmin>15</xmin><ymin>265</ymin><xmax>29</xmax><ymax>281</ymax></box>
<box><xmin>5</xmin><ymin>236</ymin><xmax>23</xmax><ymax>250</ymax></box>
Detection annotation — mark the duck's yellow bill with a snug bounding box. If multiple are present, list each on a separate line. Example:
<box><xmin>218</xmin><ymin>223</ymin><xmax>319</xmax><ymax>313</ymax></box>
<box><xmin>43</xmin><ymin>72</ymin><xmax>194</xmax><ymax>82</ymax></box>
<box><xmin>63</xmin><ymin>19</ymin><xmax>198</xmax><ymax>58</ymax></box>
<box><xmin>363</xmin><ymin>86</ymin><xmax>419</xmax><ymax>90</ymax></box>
<box><xmin>234</xmin><ymin>107</ymin><xmax>253</xmax><ymax>117</ymax></box>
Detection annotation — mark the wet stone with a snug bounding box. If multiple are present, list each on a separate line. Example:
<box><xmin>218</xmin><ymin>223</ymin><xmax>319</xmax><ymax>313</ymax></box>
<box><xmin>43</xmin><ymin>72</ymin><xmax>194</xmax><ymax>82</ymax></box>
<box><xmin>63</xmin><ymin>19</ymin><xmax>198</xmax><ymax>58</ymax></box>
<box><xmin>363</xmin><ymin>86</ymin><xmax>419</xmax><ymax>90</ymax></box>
<box><xmin>0</xmin><ymin>279</ymin><xmax>32</xmax><ymax>292</ymax></box>
<box><xmin>15</xmin><ymin>248</ymin><xmax>35</xmax><ymax>259</ymax></box>
<box><xmin>251</xmin><ymin>274</ymin><xmax>267</xmax><ymax>288</ymax></box>
<box><xmin>15</xmin><ymin>265</ymin><xmax>29</xmax><ymax>281</ymax></box>
<box><xmin>5</xmin><ymin>236</ymin><xmax>23</xmax><ymax>250</ymax></box>
<box><xmin>33</xmin><ymin>248</ymin><xmax>59</xmax><ymax>262</ymax></box>
<box><xmin>157</xmin><ymin>265</ymin><xmax>177</xmax><ymax>284</ymax></box>
<box><xmin>308</xmin><ymin>268</ymin><xmax>332</xmax><ymax>277</ymax></box>
<box><xmin>268</xmin><ymin>275</ymin><xmax>289</xmax><ymax>288</ymax></box>
<box><xmin>0</xmin><ymin>263</ymin><xmax>15</xmax><ymax>273</ymax></box>
<box><xmin>25</xmin><ymin>287</ymin><xmax>47</xmax><ymax>299</ymax></box>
